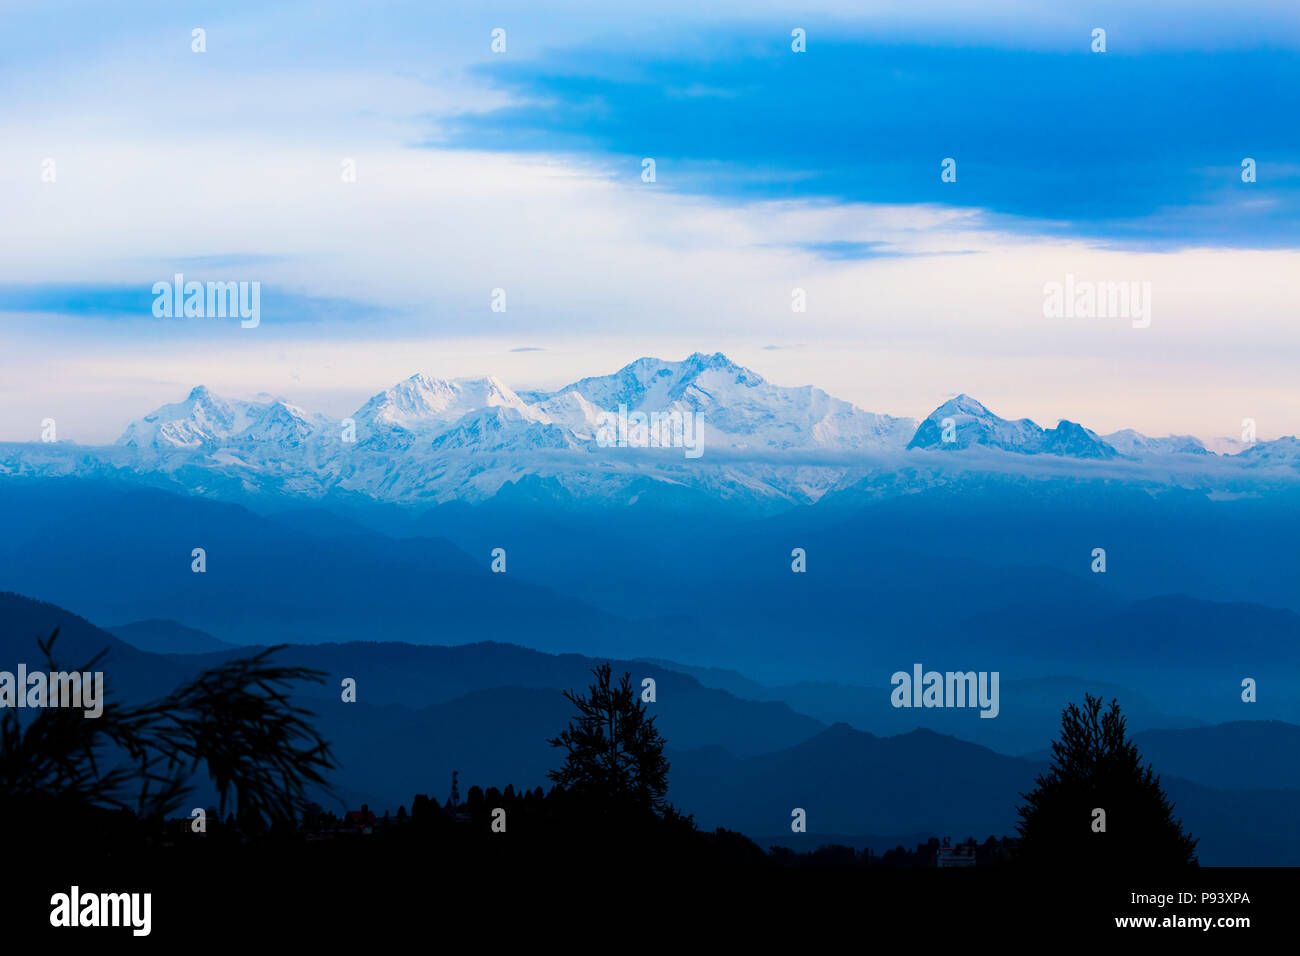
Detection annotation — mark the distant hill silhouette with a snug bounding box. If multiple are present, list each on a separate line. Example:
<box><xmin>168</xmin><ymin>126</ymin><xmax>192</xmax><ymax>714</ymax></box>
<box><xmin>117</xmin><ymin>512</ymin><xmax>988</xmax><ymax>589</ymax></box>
<box><xmin>638</xmin><ymin>661</ymin><xmax>1205</xmax><ymax>755</ymax></box>
<box><xmin>0</xmin><ymin>478</ymin><xmax>646</xmax><ymax>656</ymax></box>
<box><xmin>167</xmin><ymin>639</ymin><xmax>826</xmax><ymax>758</ymax></box>
<box><xmin>0</xmin><ymin>591</ymin><xmax>190</xmax><ymax>699</ymax></box>
<box><xmin>108</xmin><ymin>619</ymin><xmax>233</xmax><ymax>654</ymax></box>
<box><xmin>1131</xmin><ymin>721</ymin><xmax>1300</xmax><ymax>790</ymax></box>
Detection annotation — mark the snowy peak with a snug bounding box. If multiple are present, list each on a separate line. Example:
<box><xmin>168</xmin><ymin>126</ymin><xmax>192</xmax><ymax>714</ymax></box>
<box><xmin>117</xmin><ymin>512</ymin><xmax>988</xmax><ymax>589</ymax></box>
<box><xmin>908</xmin><ymin>397</ymin><xmax>1118</xmax><ymax>459</ymax></box>
<box><xmin>1040</xmin><ymin>420</ymin><xmax>1118</xmax><ymax>460</ymax></box>
<box><xmin>242</xmin><ymin>400</ymin><xmax>318</xmax><ymax>445</ymax></box>
<box><xmin>428</xmin><ymin>406</ymin><xmax>580</xmax><ymax>454</ymax></box>
<box><xmin>1237</xmin><ymin>435</ymin><xmax>1300</xmax><ymax>466</ymax></box>
<box><xmin>908</xmin><ymin>394</ymin><xmax>1043</xmax><ymax>452</ymax></box>
<box><xmin>547</xmin><ymin>352</ymin><xmax>759</xmax><ymax>412</ymax></box>
<box><xmin>533</xmin><ymin>352</ymin><xmax>913</xmax><ymax>452</ymax></box>
<box><xmin>118</xmin><ymin>388</ymin><xmax>327</xmax><ymax>451</ymax></box>
<box><xmin>353</xmin><ymin>373</ymin><xmax>547</xmax><ymax>439</ymax></box>
<box><xmin>118</xmin><ymin>386</ymin><xmax>254</xmax><ymax>450</ymax></box>
<box><xmin>941</xmin><ymin>394</ymin><xmax>998</xmax><ymax>418</ymax></box>
<box><xmin>533</xmin><ymin>389</ymin><xmax>604</xmax><ymax>440</ymax></box>
<box><xmin>1104</xmin><ymin>429</ymin><xmax>1208</xmax><ymax>457</ymax></box>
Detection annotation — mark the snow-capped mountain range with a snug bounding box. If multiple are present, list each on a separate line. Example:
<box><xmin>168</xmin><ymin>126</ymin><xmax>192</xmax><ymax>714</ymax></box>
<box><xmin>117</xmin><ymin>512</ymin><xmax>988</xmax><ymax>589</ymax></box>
<box><xmin>3</xmin><ymin>352</ymin><xmax>1297</xmax><ymax>506</ymax></box>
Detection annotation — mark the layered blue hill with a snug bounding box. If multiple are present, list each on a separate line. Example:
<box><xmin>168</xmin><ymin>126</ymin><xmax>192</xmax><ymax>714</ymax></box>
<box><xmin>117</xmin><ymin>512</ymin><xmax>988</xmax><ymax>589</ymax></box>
<box><xmin>2</xmin><ymin>591</ymin><xmax>1297</xmax><ymax>864</ymax></box>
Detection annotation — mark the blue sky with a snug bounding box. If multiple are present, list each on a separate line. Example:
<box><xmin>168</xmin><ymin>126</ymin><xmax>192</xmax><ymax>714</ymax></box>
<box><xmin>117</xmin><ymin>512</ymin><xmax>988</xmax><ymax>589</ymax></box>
<box><xmin>0</xmin><ymin>0</ymin><xmax>1297</xmax><ymax>441</ymax></box>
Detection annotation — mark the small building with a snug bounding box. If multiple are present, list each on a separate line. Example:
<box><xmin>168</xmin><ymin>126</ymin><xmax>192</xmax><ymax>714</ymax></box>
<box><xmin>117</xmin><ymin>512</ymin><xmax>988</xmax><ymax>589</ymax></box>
<box><xmin>342</xmin><ymin>805</ymin><xmax>376</xmax><ymax>835</ymax></box>
<box><xmin>936</xmin><ymin>836</ymin><xmax>977</xmax><ymax>868</ymax></box>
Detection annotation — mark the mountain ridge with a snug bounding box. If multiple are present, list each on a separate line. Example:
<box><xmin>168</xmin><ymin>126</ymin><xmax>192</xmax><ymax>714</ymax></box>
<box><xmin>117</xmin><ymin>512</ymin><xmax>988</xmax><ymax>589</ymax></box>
<box><xmin>3</xmin><ymin>353</ymin><xmax>1297</xmax><ymax>507</ymax></box>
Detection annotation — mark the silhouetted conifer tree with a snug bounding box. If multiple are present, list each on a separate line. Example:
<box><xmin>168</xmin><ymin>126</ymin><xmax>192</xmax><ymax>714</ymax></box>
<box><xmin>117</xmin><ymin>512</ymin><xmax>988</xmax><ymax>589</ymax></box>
<box><xmin>1016</xmin><ymin>694</ymin><xmax>1197</xmax><ymax>867</ymax></box>
<box><xmin>548</xmin><ymin>663</ymin><xmax>670</xmax><ymax>818</ymax></box>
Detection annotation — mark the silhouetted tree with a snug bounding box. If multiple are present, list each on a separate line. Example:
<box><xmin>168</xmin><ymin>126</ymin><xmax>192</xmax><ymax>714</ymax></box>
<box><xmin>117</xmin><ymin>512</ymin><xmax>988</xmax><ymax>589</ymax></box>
<box><xmin>0</xmin><ymin>630</ymin><xmax>336</xmax><ymax>837</ymax></box>
<box><xmin>548</xmin><ymin>663</ymin><xmax>669</xmax><ymax>818</ymax></box>
<box><xmin>1016</xmin><ymin>694</ymin><xmax>1197</xmax><ymax>867</ymax></box>
<box><xmin>143</xmin><ymin>644</ymin><xmax>336</xmax><ymax>826</ymax></box>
